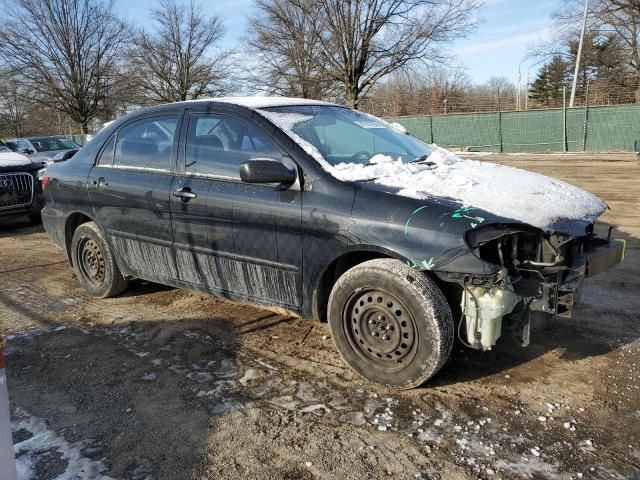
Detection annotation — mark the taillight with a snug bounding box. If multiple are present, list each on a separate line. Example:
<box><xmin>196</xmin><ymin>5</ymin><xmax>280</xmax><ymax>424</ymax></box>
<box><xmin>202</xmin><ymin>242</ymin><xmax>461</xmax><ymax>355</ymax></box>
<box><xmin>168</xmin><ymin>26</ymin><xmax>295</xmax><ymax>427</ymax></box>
<box><xmin>41</xmin><ymin>173</ymin><xmax>48</xmax><ymax>191</ymax></box>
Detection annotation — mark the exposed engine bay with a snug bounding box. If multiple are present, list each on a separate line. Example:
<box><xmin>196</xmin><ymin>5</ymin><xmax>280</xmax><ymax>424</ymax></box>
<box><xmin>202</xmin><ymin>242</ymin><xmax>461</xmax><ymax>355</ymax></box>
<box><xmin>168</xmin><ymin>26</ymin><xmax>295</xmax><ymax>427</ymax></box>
<box><xmin>440</xmin><ymin>223</ymin><xmax>626</xmax><ymax>351</ymax></box>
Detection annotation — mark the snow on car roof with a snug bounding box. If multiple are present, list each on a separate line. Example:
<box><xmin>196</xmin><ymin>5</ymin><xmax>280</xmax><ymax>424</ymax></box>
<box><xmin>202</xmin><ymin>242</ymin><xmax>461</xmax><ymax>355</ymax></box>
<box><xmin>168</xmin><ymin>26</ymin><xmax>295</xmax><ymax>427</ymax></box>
<box><xmin>185</xmin><ymin>96</ymin><xmax>339</xmax><ymax>109</ymax></box>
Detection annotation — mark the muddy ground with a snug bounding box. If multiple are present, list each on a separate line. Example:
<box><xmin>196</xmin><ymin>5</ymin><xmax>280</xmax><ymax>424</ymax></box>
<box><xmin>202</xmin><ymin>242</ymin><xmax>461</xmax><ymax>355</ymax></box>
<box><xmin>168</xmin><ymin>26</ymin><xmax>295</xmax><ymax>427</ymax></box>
<box><xmin>1</xmin><ymin>153</ymin><xmax>639</xmax><ymax>480</ymax></box>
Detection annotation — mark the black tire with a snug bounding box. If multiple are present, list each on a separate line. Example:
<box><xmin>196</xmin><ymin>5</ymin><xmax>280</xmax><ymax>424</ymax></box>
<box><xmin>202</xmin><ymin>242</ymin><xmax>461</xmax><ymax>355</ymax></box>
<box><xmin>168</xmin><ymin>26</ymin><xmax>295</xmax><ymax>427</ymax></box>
<box><xmin>71</xmin><ymin>221</ymin><xmax>129</xmax><ymax>298</ymax></box>
<box><xmin>328</xmin><ymin>259</ymin><xmax>454</xmax><ymax>389</ymax></box>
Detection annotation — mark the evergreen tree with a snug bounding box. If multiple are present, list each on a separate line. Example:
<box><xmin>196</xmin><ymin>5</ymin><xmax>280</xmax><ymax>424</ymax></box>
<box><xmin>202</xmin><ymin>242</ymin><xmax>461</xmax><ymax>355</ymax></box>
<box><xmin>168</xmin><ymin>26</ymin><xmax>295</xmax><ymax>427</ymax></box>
<box><xmin>529</xmin><ymin>56</ymin><xmax>570</xmax><ymax>107</ymax></box>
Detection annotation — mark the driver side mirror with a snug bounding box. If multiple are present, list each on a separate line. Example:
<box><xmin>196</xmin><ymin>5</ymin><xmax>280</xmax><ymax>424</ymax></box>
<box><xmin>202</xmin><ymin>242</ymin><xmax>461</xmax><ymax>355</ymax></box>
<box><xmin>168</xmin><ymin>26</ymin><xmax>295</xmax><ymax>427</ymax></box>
<box><xmin>20</xmin><ymin>148</ymin><xmax>33</xmax><ymax>154</ymax></box>
<box><xmin>239</xmin><ymin>159</ymin><xmax>296</xmax><ymax>186</ymax></box>
<box><xmin>54</xmin><ymin>149</ymin><xmax>79</xmax><ymax>162</ymax></box>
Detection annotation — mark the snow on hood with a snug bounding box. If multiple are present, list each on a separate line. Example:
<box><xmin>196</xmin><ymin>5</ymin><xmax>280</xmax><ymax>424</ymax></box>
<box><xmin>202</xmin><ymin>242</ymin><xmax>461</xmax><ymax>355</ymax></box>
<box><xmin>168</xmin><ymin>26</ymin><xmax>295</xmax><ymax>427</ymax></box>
<box><xmin>0</xmin><ymin>150</ymin><xmax>32</xmax><ymax>167</ymax></box>
<box><xmin>333</xmin><ymin>147</ymin><xmax>607</xmax><ymax>234</ymax></box>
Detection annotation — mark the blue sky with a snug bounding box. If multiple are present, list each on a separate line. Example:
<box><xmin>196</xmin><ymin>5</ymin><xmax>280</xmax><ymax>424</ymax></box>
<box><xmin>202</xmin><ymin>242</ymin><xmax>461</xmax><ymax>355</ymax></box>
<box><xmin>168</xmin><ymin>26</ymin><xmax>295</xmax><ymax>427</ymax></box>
<box><xmin>114</xmin><ymin>0</ymin><xmax>558</xmax><ymax>85</ymax></box>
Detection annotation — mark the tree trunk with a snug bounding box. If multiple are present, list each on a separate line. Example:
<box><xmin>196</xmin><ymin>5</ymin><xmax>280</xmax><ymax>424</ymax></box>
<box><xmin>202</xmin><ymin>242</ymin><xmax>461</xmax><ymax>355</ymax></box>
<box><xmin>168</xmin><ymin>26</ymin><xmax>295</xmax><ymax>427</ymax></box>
<box><xmin>81</xmin><ymin>122</ymin><xmax>89</xmax><ymax>134</ymax></box>
<box><xmin>345</xmin><ymin>84</ymin><xmax>360</xmax><ymax>109</ymax></box>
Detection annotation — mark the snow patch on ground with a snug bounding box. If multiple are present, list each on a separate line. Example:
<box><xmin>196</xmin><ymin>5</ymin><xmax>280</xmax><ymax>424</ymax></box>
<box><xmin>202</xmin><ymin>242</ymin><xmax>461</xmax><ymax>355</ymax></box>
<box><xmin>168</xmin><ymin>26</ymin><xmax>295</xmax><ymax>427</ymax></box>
<box><xmin>12</xmin><ymin>410</ymin><xmax>114</xmax><ymax>480</ymax></box>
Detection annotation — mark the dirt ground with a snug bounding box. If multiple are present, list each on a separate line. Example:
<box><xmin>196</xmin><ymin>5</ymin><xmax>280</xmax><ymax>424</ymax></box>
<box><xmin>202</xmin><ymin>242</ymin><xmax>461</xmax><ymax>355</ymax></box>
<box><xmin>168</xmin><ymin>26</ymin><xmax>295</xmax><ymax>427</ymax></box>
<box><xmin>1</xmin><ymin>153</ymin><xmax>639</xmax><ymax>480</ymax></box>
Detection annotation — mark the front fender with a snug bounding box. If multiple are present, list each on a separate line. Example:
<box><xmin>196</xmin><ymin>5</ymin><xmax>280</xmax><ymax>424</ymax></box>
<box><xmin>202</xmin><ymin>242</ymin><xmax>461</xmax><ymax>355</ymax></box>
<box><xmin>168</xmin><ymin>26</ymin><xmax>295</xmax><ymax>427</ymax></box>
<box><xmin>349</xmin><ymin>188</ymin><xmax>501</xmax><ymax>275</ymax></box>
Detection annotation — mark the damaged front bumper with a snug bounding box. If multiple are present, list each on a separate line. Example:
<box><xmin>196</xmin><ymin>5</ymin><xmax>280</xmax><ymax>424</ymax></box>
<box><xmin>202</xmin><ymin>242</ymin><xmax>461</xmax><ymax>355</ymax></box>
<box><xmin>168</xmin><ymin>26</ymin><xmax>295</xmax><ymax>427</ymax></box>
<box><xmin>526</xmin><ymin>237</ymin><xmax>625</xmax><ymax>319</ymax></box>
<box><xmin>451</xmin><ymin>226</ymin><xmax>625</xmax><ymax>351</ymax></box>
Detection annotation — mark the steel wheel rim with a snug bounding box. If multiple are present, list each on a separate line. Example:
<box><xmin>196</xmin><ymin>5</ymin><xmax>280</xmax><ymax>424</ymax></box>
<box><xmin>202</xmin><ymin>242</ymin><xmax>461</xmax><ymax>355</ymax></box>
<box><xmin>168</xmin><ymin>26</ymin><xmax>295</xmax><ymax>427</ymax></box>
<box><xmin>78</xmin><ymin>237</ymin><xmax>105</xmax><ymax>286</ymax></box>
<box><xmin>342</xmin><ymin>288</ymin><xmax>418</xmax><ymax>373</ymax></box>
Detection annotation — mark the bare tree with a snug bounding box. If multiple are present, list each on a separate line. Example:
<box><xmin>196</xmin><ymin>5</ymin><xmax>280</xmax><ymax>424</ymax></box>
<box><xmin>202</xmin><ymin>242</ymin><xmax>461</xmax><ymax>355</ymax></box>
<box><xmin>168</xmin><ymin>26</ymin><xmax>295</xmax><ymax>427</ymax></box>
<box><xmin>0</xmin><ymin>70</ymin><xmax>30</xmax><ymax>137</ymax></box>
<box><xmin>293</xmin><ymin>0</ymin><xmax>483</xmax><ymax>108</ymax></box>
<box><xmin>244</xmin><ymin>0</ymin><xmax>337</xmax><ymax>99</ymax></box>
<box><xmin>129</xmin><ymin>0</ymin><xmax>232</xmax><ymax>104</ymax></box>
<box><xmin>0</xmin><ymin>0</ymin><xmax>130</xmax><ymax>133</ymax></box>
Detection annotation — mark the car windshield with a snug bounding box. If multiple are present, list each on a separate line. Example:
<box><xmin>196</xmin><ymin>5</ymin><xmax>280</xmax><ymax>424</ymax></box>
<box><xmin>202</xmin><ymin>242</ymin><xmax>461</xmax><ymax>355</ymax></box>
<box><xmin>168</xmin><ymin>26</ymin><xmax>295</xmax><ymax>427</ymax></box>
<box><xmin>259</xmin><ymin>105</ymin><xmax>431</xmax><ymax>167</ymax></box>
<box><xmin>29</xmin><ymin>137</ymin><xmax>79</xmax><ymax>152</ymax></box>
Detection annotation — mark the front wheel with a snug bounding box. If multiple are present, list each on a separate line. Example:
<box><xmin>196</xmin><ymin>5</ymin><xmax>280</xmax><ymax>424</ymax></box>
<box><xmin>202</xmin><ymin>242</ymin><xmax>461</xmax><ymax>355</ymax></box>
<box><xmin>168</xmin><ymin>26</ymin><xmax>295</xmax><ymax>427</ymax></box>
<box><xmin>328</xmin><ymin>259</ymin><xmax>454</xmax><ymax>389</ymax></box>
<box><xmin>71</xmin><ymin>221</ymin><xmax>129</xmax><ymax>298</ymax></box>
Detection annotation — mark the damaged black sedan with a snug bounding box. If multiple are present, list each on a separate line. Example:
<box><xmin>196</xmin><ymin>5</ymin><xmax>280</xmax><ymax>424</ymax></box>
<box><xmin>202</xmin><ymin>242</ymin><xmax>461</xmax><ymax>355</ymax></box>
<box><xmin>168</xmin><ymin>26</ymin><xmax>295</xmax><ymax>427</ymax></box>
<box><xmin>41</xmin><ymin>97</ymin><xmax>624</xmax><ymax>388</ymax></box>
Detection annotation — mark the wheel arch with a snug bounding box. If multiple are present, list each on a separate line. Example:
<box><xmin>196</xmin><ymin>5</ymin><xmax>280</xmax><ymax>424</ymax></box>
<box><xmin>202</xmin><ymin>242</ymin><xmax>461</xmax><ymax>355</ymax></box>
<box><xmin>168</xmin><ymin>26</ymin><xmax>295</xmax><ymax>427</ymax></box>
<box><xmin>311</xmin><ymin>244</ymin><xmax>418</xmax><ymax>321</ymax></box>
<box><xmin>311</xmin><ymin>247</ymin><xmax>461</xmax><ymax>323</ymax></box>
<box><xmin>64</xmin><ymin>211</ymin><xmax>97</xmax><ymax>264</ymax></box>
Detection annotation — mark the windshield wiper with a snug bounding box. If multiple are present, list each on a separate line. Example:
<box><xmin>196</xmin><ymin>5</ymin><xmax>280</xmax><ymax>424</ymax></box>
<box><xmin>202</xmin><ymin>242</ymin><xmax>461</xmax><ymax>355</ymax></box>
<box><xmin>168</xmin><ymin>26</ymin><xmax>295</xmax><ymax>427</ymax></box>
<box><xmin>410</xmin><ymin>154</ymin><xmax>434</xmax><ymax>165</ymax></box>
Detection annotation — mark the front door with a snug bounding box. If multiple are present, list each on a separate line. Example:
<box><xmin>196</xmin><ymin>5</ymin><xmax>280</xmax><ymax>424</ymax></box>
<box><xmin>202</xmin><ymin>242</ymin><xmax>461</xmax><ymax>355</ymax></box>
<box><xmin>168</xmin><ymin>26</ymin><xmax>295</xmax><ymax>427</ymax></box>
<box><xmin>88</xmin><ymin>113</ymin><xmax>182</xmax><ymax>281</ymax></box>
<box><xmin>171</xmin><ymin>111</ymin><xmax>303</xmax><ymax>309</ymax></box>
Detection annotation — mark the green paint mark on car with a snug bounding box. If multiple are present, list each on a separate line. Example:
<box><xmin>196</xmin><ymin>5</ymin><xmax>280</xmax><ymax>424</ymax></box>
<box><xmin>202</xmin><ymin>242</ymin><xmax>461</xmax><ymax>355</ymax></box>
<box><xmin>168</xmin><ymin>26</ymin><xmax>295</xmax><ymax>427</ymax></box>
<box><xmin>404</xmin><ymin>205</ymin><xmax>429</xmax><ymax>235</ymax></box>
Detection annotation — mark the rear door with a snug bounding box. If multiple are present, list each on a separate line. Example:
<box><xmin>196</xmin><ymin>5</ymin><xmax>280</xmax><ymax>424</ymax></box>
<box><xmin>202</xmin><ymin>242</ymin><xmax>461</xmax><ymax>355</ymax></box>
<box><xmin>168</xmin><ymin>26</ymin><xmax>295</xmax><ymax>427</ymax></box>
<box><xmin>88</xmin><ymin>112</ymin><xmax>182</xmax><ymax>281</ymax></box>
<box><xmin>171</xmin><ymin>110</ymin><xmax>303</xmax><ymax>308</ymax></box>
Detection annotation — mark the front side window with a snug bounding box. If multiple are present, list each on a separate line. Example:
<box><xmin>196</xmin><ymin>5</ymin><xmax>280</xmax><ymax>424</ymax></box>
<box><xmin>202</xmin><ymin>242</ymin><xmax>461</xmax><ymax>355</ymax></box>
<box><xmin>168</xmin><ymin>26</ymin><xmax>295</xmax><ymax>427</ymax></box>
<box><xmin>185</xmin><ymin>113</ymin><xmax>281</xmax><ymax>178</ymax></box>
<box><xmin>258</xmin><ymin>106</ymin><xmax>432</xmax><ymax>167</ymax></box>
<box><xmin>114</xmin><ymin>115</ymin><xmax>178</xmax><ymax>171</ymax></box>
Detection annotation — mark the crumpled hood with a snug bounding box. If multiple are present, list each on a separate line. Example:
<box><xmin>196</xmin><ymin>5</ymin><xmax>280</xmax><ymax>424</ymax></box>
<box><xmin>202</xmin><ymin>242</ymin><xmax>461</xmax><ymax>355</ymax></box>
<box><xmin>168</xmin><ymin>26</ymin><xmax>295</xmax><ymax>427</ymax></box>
<box><xmin>0</xmin><ymin>150</ymin><xmax>32</xmax><ymax>168</ymax></box>
<box><xmin>334</xmin><ymin>147</ymin><xmax>607</xmax><ymax>236</ymax></box>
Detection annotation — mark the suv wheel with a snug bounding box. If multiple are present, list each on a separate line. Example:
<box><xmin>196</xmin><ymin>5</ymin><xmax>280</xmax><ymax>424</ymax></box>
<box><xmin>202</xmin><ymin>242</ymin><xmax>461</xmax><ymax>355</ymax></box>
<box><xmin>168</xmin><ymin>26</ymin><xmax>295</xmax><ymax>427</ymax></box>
<box><xmin>328</xmin><ymin>259</ymin><xmax>454</xmax><ymax>389</ymax></box>
<box><xmin>71</xmin><ymin>221</ymin><xmax>129</xmax><ymax>298</ymax></box>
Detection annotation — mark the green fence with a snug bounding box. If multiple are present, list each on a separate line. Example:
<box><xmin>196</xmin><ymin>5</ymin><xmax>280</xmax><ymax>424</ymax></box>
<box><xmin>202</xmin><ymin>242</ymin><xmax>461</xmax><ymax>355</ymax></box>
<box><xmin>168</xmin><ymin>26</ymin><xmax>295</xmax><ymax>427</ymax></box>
<box><xmin>387</xmin><ymin>104</ymin><xmax>640</xmax><ymax>153</ymax></box>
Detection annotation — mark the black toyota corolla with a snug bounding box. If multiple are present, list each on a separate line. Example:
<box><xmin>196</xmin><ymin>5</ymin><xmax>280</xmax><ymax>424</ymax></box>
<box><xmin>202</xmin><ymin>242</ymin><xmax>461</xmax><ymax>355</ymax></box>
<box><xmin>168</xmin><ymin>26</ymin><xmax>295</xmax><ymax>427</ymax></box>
<box><xmin>41</xmin><ymin>97</ymin><xmax>624</xmax><ymax>388</ymax></box>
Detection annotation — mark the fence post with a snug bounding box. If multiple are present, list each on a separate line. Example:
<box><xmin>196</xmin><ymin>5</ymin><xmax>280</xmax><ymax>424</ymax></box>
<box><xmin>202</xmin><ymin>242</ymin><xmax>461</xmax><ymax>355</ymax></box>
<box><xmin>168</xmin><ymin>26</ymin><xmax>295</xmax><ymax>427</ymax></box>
<box><xmin>427</xmin><ymin>91</ymin><xmax>435</xmax><ymax>144</ymax></box>
<box><xmin>582</xmin><ymin>80</ymin><xmax>590</xmax><ymax>152</ymax></box>
<box><xmin>563</xmin><ymin>86</ymin><xmax>568</xmax><ymax>152</ymax></box>
<box><xmin>497</xmin><ymin>88</ymin><xmax>504</xmax><ymax>153</ymax></box>
<box><xmin>428</xmin><ymin>115</ymin><xmax>434</xmax><ymax>144</ymax></box>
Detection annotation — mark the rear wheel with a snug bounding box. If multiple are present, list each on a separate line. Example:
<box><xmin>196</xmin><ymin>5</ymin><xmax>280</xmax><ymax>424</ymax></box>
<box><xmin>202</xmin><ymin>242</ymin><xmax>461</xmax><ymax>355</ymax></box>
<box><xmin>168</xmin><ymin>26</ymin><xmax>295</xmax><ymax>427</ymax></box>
<box><xmin>328</xmin><ymin>259</ymin><xmax>454</xmax><ymax>389</ymax></box>
<box><xmin>71</xmin><ymin>221</ymin><xmax>128</xmax><ymax>298</ymax></box>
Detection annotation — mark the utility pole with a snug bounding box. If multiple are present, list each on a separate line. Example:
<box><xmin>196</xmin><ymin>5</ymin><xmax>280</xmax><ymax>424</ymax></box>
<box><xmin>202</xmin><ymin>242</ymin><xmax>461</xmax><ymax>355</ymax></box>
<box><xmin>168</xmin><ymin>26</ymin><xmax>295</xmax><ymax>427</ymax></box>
<box><xmin>525</xmin><ymin>70</ymin><xmax>530</xmax><ymax>110</ymax></box>
<box><xmin>570</xmin><ymin>0</ymin><xmax>590</xmax><ymax>108</ymax></box>
<box><xmin>517</xmin><ymin>67</ymin><xmax>522</xmax><ymax>111</ymax></box>
<box><xmin>517</xmin><ymin>59</ymin><xmax>526</xmax><ymax>111</ymax></box>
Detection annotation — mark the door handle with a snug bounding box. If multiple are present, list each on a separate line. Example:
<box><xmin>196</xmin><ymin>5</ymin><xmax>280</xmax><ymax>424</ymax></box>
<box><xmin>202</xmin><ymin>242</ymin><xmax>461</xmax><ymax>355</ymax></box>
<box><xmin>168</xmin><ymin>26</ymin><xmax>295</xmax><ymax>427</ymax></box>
<box><xmin>92</xmin><ymin>177</ymin><xmax>108</xmax><ymax>188</ymax></box>
<box><xmin>173</xmin><ymin>187</ymin><xmax>197</xmax><ymax>201</ymax></box>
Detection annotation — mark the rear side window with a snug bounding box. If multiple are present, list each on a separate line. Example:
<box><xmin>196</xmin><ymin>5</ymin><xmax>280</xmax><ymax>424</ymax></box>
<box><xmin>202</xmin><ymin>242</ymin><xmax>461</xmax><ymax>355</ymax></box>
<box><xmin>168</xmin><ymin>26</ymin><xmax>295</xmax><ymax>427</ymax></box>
<box><xmin>114</xmin><ymin>115</ymin><xmax>178</xmax><ymax>171</ymax></box>
<box><xmin>185</xmin><ymin>113</ymin><xmax>281</xmax><ymax>178</ymax></box>
<box><xmin>97</xmin><ymin>137</ymin><xmax>115</xmax><ymax>166</ymax></box>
